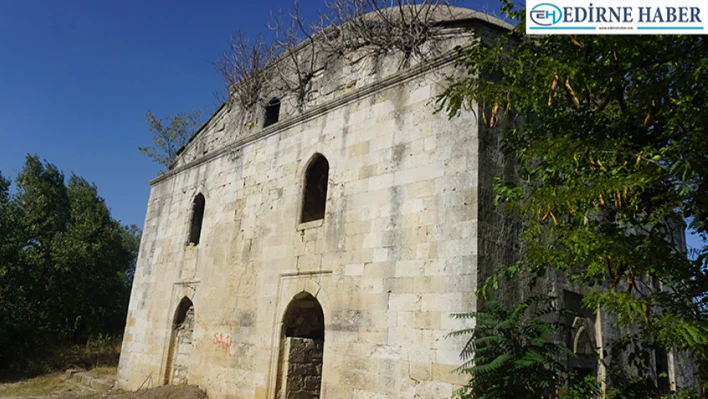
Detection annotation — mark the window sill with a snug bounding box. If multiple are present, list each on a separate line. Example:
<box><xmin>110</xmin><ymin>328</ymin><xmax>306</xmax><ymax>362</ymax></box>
<box><xmin>297</xmin><ymin>219</ymin><xmax>324</xmax><ymax>231</ymax></box>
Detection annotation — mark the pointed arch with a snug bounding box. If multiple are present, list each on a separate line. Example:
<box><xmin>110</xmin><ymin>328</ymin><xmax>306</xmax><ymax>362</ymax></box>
<box><xmin>173</xmin><ymin>297</ymin><xmax>194</xmax><ymax>328</ymax></box>
<box><xmin>188</xmin><ymin>193</ymin><xmax>205</xmax><ymax>245</ymax></box>
<box><xmin>300</xmin><ymin>154</ymin><xmax>329</xmax><ymax>223</ymax></box>
<box><xmin>282</xmin><ymin>291</ymin><xmax>325</xmax><ymax>340</ymax></box>
<box><xmin>164</xmin><ymin>297</ymin><xmax>195</xmax><ymax>385</ymax></box>
<box><xmin>275</xmin><ymin>291</ymin><xmax>325</xmax><ymax>398</ymax></box>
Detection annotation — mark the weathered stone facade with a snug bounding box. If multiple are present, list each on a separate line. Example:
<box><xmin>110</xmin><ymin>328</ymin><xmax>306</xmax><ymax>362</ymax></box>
<box><xmin>116</xmin><ymin>5</ymin><xmax>700</xmax><ymax>396</ymax></box>
<box><xmin>117</xmin><ymin>7</ymin><xmax>615</xmax><ymax>398</ymax></box>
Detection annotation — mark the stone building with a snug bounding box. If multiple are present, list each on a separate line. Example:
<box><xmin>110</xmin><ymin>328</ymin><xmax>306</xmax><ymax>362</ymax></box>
<box><xmin>115</xmin><ymin>6</ymin><xmax>694</xmax><ymax>398</ymax></box>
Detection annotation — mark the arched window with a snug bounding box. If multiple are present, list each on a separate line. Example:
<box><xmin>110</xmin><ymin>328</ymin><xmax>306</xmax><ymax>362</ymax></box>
<box><xmin>264</xmin><ymin>98</ymin><xmax>281</xmax><ymax>127</ymax></box>
<box><xmin>189</xmin><ymin>194</ymin><xmax>205</xmax><ymax>245</ymax></box>
<box><xmin>300</xmin><ymin>154</ymin><xmax>329</xmax><ymax>223</ymax></box>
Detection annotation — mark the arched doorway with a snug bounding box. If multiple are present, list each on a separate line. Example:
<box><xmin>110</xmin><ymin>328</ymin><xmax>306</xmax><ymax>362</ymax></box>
<box><xmin>165</xmin><ymin>297</ymin><xmax>195</xmax><ymax>385</ymax></box>
<box><xmin>275</xmin><ymin>292</ymin><xmax>325</xmax><ymax>399</ymax></box>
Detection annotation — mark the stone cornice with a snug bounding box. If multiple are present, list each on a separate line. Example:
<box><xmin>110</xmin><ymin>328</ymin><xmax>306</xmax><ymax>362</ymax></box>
<box><xmin>149</xmin><ymin>47</ymin><xmax>462</xmax><ymax>186</ymax></box>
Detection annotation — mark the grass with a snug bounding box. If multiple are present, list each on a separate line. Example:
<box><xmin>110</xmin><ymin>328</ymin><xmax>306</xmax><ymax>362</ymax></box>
<box><xmin>0</xmin><ymin>366</ymin><xmax>117</xmax><ymax>397</ymax></box>
<box><xmin>0</xmin><ymin>371</ymin><xmax>74</xmax><ymax>396</ymax></box>
<box><xmin>87</xmin><ymin>366</ymin><xmax>117</xmax><ymax>380</ymax></box>
<box><xmin>0</xmin><ymin>336</ymin><xmax>120</xmax><ymax>397</ymax></box>
<box><xmin>0</xmin><ymin>336</ymin><xmax>122</xmax><ymax>382</ymax></box>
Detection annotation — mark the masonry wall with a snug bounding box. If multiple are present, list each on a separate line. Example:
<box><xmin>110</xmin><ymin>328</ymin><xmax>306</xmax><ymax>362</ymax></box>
<box><xmin>117</xmin><ymin>57</ymin><xmax>489</xmax><ymax>397</ymax></box>
<box><xmin>475</xmin><ymin>111</ymin><xmax>521</xmax><ymax>307</ymax></box>
<box><xmin>279</xmin><ymin>337</ymin><xmax>324</xmax><ymax>399</ymax></box>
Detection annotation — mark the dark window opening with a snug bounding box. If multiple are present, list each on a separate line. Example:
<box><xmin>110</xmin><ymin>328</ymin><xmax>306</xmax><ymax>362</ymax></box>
<box><xmin>264</xmin><ymin>98</ymin><xmax>280</xmax><ymax>127</ymax></box>
<box><xmin>655</xmin><ymin>348</ymin><xmax>670</xmax><ymax>392</ymax></box>
<box><xmin>300</xmin><ymin>155</ymin><xmax>329</xmax><ymax>223</ymax></box>
<box><xmin>174</xmin><ymin>297</ymin><xmax>194</xmax><ymax>326</ymax></box>
<box><xmin>189</xmin><ymin>194</ymin><xmax>205</xmax><ymax>245</ymax></box>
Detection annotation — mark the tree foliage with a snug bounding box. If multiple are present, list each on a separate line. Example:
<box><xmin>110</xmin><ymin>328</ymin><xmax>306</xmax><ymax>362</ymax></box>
<box><xmin>439</xmin><ymin>0</ymin><xmax>708</xmax><ymax>393</ymax></box>
<box><xmin>452</xmin><ymin>298</ymin><xmax>700</xmax><ymax>399</ymax></box>
<box><xmin>0</xmin><ymin>155</ymin><xmax>140</xmax><ymax>367</ymax></box>
<box><xmin>450</xmin><ymin>298</ymin><xmax>585</xmax><ymax>399</ymax></box>
<box><xmin>138</xmin><ymin>109</ymin><xmax>202</xmax><ymax>170</ymax></box>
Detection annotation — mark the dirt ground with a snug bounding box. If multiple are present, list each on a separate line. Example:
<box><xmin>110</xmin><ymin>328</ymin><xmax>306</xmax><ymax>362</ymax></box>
<box><xmin>68</xmin><ymin>385</ymin><xmax>208</xmax><ymax>399</ymax></box>
<box><xmin>0</xmin><ymin>340</ymin><xmax>207</xmax><ymax>399</ymax></box>
<box><xmin>0</xmin><ymin>377</ymin><xmax>208</xmax><ymax>399</ymax></box>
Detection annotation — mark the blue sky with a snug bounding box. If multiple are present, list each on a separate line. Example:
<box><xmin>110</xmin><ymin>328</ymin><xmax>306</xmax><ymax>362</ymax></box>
<box><xmin>0</xmin><ymin>0</ymin><xmax>500</xmax><ymax>229</ymax></box>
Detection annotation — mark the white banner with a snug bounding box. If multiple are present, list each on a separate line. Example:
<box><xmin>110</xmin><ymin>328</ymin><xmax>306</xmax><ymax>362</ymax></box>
<box><xmin>526</xmin><ymin>0</ymin><xmax>708</xmax><ymax>34</ymax></box>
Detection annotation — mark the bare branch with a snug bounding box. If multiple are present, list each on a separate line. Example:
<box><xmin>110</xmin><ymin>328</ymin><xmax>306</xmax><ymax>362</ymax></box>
<box><xmin>267</xmin><ymin>1</ymin><xmax>333</xmax><ymax>109</ymax></box>
<box><xmin>213</xmin><ymin>31</ymin><xmax>273</xmax><ymax>109</ymax></box>
<box><xmin>314</xmin><ymin>0</ymin><xmax>457</xmax><ymax>65</ymax></box>
<box><xmin>214</xmin><ymin>0</ymin><xmax>458</xmax><ymax>113</ymax></box>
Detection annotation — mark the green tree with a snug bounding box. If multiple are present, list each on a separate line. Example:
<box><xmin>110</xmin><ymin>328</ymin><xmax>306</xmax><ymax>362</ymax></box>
<box><xmin>14</xmin><ymin>156</ymin><xmax>71</xmax><ymax>343</ymax></box>
<box><xmin>139</xmin><ymin>109</ymin><xmax>202</xmax><ymax>170</ymax></box>
<box><xmin>0</xmin><ymin>155</ymin><xmax>140</xmax><ymax>367</ymax></box>
<box><xmin>0</xmin><ymin>171</ymin><xmax>28</xmax><ymax>362</ymax></box>
<box><xmin>439</xmin><ymin>1</ymin><xmax>708</xmax><ymax>393</ymax></box>
<box><xmin>119</xmin><ymin>223</ymin><xmax>142</xmax><ymax>289</ymax></box>
<box><xmin>50</xmin><ymin>175</ymin><xmax>137</xmax><ymax>341</ymax></box>
<box><xmin>450</xmin><ymin>298</ymin><xmax>587</xmax><ymax>399</ymax></box>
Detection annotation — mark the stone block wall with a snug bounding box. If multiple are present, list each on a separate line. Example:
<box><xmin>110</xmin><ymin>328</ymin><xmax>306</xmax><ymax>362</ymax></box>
<box><xmin>117</xmin><ymin>10</ymin><xmax>515</xmax><ymax>399</ymax></box>
<box><xmin>118</xmin><ymin>64</ymin><xmax>480</xmax><ymax>398</ymax></box>
<box><xmin>280</xmin><ymin>337</ymin><xmax>324</xmax><ymax>399</ymax></box>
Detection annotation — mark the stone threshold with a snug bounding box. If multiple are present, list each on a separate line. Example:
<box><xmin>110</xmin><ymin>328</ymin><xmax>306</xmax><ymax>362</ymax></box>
<box><xmin>65</xmin><ymin>369</ymin><xmax>115</xmax><ymax>393</ymax></box>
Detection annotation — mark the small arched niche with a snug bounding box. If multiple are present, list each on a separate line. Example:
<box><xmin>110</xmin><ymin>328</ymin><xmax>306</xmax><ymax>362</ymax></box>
<box><xmin>275</xmin><ymin>292</ymin><xmax>325</xmax><ymax>398</ymax></box>
<box><xmin>300</xmin><ymin>154</ymin><xmax>329</xmax><ymax>224</ymax></box>
<box><xmin>164</xmin><ymin>297</ymin><xmax>195</xmax><ymax>385</ymax></box>
<box><xmin>188</xmin><ymin>193</ymin><xmax>205</xmax><ymax>245</ymax></box>
<box><xmin>264</xmin><ymin>98</ymin><xmax>281</xmax><ymax>127</ymax></box>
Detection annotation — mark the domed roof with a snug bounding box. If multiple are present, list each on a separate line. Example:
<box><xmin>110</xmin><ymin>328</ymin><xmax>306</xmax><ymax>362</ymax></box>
<box><xmin>356</xmin><ymin>5</ymin><xmax>513</xmax><ymax>30</ymax></box>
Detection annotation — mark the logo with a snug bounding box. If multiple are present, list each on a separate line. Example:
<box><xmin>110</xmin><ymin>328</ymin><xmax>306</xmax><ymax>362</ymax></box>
<box><xmin>530</xmin><ymin>3</ymin><xmax>563</xmax><ymax>26</ymax></box>
<box><xmin>526</xmin><ymin>0</ymin><xmax>708</xmax><ymax>34</ymax></box>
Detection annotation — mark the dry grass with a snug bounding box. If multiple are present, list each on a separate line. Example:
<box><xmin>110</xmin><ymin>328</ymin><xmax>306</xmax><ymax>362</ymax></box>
<box><xmin>0</xmin><ymin>336</ymin><xmax>122</xmax><ymax>383</ymax></box>
<box><xmin>0</xmin><ymin>337</ymin><xmax>121</xmax><ymax>399</ymax></box>
<box><xmin>0</xmin><ymin>371</ymin><xmax>74</xmax><ymax>396</ymax></box>
<box><xmin>86</xmin><ymin>366</ymin><xmax>117</xmax><ymax>381</ymax></box>
<box><xmin>0</xmin><ymin>375</ymin><xmax>208</xmax><ymax>399</ymax></box>
<box><xmin>0</xmin><ymin>366</ymin><xmax>116</xmax><ymax>398</ymax></box>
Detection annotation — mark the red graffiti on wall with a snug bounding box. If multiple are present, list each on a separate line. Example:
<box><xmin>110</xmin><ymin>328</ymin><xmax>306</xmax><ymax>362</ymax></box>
<box><xmin>213</xmin><ymin>333</ymin><xmax>232</xmax><ymax>350</ymax></box>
